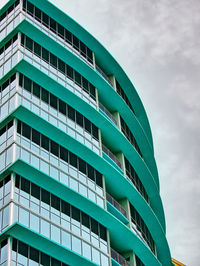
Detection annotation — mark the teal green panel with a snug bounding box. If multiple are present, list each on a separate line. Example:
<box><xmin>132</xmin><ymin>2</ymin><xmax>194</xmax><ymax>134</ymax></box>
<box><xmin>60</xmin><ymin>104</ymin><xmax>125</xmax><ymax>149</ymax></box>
<box><xmin>107</xmin><ymin>202</ymin><xmax>129</xmax><ymax>225</ymax></box>
<box><xmin>111</xmin><ymin>258</ymin><xmax>121</xmax><ymax>266</ymax></box>
<box><xmin>102</xmin><ymin>152</ymin><xmax>124</xmax><ymax>174</ymax></box>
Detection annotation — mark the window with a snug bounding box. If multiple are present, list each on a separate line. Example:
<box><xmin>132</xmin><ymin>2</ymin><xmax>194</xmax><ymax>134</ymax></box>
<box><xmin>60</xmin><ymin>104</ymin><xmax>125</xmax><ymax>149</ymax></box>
<box><xmin>120</xmin><ymin>116</ymin><xmax>142</xmax><ymax>157</ymax></box>
<box><xmin>124</xmin><ymin>156</ymin><xmax>148</xmax><ymax>202</ymax></box>
<box><xmin>130</xmin><ymin>203</ymin><xmax>155</xmax><ymax>254</ymax></box>
<box><xmin>22</xmin><ymin>0</ymin><xmax>93</xmax><ymax>65</ymax></box>
<box><xmin>17</xmin><ymin>120</ymin><xmax>102</xmax><ymax>187</ymax></box>
<box><xmin>12</xmin><ymin>238</ymin><xmax>69</xmax><ymax>265</ymax></box>
<box><xmin>20</xmin><ymin>35</ymin><xmax>96</xmax><ymax>100</ymax></box>
<box><xmin>15</xmin><ymin>174</ymin><xmax>107</xmax><ymax>243</ymax></box>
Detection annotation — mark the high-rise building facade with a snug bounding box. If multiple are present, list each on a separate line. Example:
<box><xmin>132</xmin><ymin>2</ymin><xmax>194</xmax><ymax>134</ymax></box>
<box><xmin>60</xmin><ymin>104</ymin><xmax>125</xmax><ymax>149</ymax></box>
<box><xmin>0</xmin><ymin>0</ymin><xmax>172</xmax><ymax>265</ymax></box>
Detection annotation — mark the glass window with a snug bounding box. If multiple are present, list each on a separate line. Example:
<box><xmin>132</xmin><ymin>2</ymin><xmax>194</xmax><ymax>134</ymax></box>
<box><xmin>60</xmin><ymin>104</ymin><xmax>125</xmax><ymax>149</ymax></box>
<box><xmin>75</xmin><ymin>72</ymin><xmax>81</xmax><ymax>86</ymax></box>
<box><xmin>41</xmin><ymin>219</ymin><xmax>50</xmax><ymax>238</ymax></box>
<box><xmin>50</xmin><ymin>18</ymin><xmax>56</xmax><ymax>32</ymax></box>
<box><xmin>72</xmin><ymin>236</ymin><xmax>81</xmax><ymax>254</ymax></box>
<box><xmin>80</xmin><ymin>42</ymin><xmax>86</xmax><ymax>56</ymax></box>
<box><xmin>30</xmin><ymin>213</ymin><xmax>39</xmax><ymax>232</ymax></box>
<box><xmin>72</xmin><ymin>206</ymin><xmax>80</xmax><ymax>222</ymax></box>
<box><xmin>25</xmin><ymin>36</ymin><xmax>33</xmax><ymax>51</ymax></box>
<box><xmin>41</xmin><ymin>135</ymin><xmax>49</xmax><ymax>151</ymax></box>
<box><xmin>42</xmin><ymin>12</ymin><xmax>49</xmax><ymax>26</ymax></box>
<box><xmin>61</xmin><ymin>231</ymin><xmax>71</xmax><ymax>249</ymax></box>
<box><xmin>91</xmin><ymin>219</ymin><xmax>98</xmax><ymax>235</ymax></box>
<box><xmin>88</xmin><ymin>168</ymin><xmax>96</xmax><ymax>184</ymax></box>
<box><xmin>92</xmin><ymin>248</ymin><xmax>100</xmax><ymax>265</ymax></box>
<box><xmin>50</xmin><ymin>140</ymin><xmax>59</xmax><ymax>157</ymax></box>
<box><xmin>50</xmin><ymin>53</ymin><xmax>57</xmax><ymax>68</ymax></box>
<box><xmin>51</xmin><ymin>224</ymin><xmax>60</xmax><ymax>243</ymax></box>
<box><xmin>73</xmin><ymin>36</ymin><xmax>79</xmax><ymax>50</ymax></box>
<box><xmin>41</xmin><ymin>253</ymin><xmax>50</xmax><ymax>266</ymax></box>
<box><xmin>51</xmin><ymin>258</ymin><xmax>61</xmax><ymax>266</ymax></box>
<box><xmin>51</xmin><ymin>194</ymin><xmax>60</xmax><ymax>211</ymax></box>
<box><xmin>35</xmin><ymin>7</ymin><xmax>42</xmax><ymax>22</ymax></box>
<box><xmin>2</xmin><ymin>206</ymin><xmax>9</xmax><ymax>228</ymax></box>
<box><xmin>58</xmin><ymin>24</ymin><xmax>64</xmax><ymax>37</ymax></box>
<box><xmin>30</xmin><ymin>246</ymin><xmax>39</xmax><ymax>263</ymax></box>
<box><xmin>100</xmin><ymin>224</ymin><xmax>107</xmax><ymax>241</ymax></box>
<box><xmin>60</xmin><ymin>147</ymin><xmax>68</xmax><ymax>163</ymax></box>
<box><xmin>90</xmin><ymin>85</ymin><xmax>96</xmax><ymax>98</ymax></box>
<box><xmin>87</xmin><ymin>48</ymin><xmax>93</xmax><ymax>63</ymax></box>
<box><xmin>82</xmin><ymin>212</ymin><xmax>89</xmax><ymax>228</ymax></box>
<box><xmin>58</xmin><ymin>99</ymin><xmax>66</xmax><ymax>115</ymax></box>
<box><xmin>61</xmin><ymin>201</ymin><xmax>70</xmax><ymax>216</ymax></box>
<box><xmin>66</xmin><ymin>66</ymin><xmax>73</xmax><ymax>80</ymax></box>
<box><xmin>68</xmin><ymin>106</ymin><xmax>75</xmax><ymax>121</ymax></box>
<box><xmin>76</xmin><ymin>112</ymin><xmax>83</xmax><ymax>127</ymax></box>
<box><xmin>82</xmin><ymin>241</ymin><xmax>91</xmax><ymax>260</ymax></box>
<box><xmin>33</xmin><ymin>82</ymin><xmax>40</xmax><ymax>98</ymax></box>
<box><xmin>32</xmin><ymin>129</ymin><xmax>40</xmax><ymax>145</ymax></box>
<box><xmin>69</xmin><ymin>153</ymin><xmax>77</xmax><ymax>168</ymax></box>
<box><xmin>50</xmin><ymin>94</ymin><xmax>57</xmax><ymax>109</ymax></box>
<box><xmin>65</xmin><ymin>29</ymin><xmax>72</xmax><ymax>44</ymax></box>
<box><xmin>34</xmin><ymin>42</ymin><xmax>41</xmax><ymax>57</ymax></box>
<box><xmin>19</xmin><ymin>207</ymin><xmax>29</xmax><ymax>227</ymax></box>
<box><xmin>24</xmin><ymin>76</ymin><xmax>32</xmax><ymax>92</ymax></box>
<box><xmin>41</xmin><ymin>88</ymin><xmax>49</xmax><ymax>103</ymax></box>
<box><xmin>42</xmin><ymin>47</ymin><xmax>49</xmax><ymax>62</ymax></box>
<box><xmin>21</xmin><ymin>177</ymin><xmax>30</xmax><ymax>194</ymax></box>
<box><xmin>0</xmin><ymin>240</ymin><xmax>8</xmax><ymax>263</ymax></box>
<box><xmin>58</xmin><ymin>59</ymin><xmax>65</xmax><ymax>74</ymax></box>
<box><xmin>27</xmin><ymin>1</ymin><xmax>34</xmax><ymax>14</ymax></box>
<box><xmin>31</xmin><ymin>183</ymin><xmax>40</xmax><ymax>200</ymax></box>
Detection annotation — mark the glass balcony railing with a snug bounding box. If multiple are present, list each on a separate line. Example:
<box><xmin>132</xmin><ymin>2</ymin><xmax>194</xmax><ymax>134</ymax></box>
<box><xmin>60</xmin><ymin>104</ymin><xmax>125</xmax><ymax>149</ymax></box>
<box><xmin>96</xmin><ymin>65</ymin><xmax>114</xmax><ymax>87</ymax></box>
<box><xmin>99</xmin><ymin>102</ymin><xmax>118</xmax><ymax>126</ymax></box>
<box><xmin>106</xmin><ymin>193</ymin><xmax>127</xmax><ymax>218</ymax></box>
<box><xmin>102</xmin><ymin>144</ymin><xmax>121</xmax><ymax>169</ymax></box>
<box><xmin>111</xmin><ymin>248</ymin><xmax>131</xmax><ymax>266</ymax></box>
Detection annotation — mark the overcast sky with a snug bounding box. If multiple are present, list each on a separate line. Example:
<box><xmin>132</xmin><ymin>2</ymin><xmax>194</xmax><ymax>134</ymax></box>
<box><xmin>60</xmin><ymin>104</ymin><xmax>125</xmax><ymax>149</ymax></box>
<box><xmin>50</xmin><ymin>1</ymin><xmax>200</xmax><ymax>265</ymax></box>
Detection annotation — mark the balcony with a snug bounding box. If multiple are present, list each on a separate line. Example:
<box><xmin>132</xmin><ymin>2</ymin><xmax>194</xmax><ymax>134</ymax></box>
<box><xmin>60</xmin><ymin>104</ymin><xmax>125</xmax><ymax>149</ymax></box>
<box><xmin>99</xmin><ymin>102</ymin><xmax>118</xmax><ymax>126</ymax></box>
<box><xmin>102</xmin><ymin>144</ymin><xmax>121</xmax><ymax>169</ymax></box>
<box><xmin>111</xmin><ymin>248</ymin><xmax>131</xmax><ymax>266</ymax></box>
<box><xmin>96</xmin><ymin>65</ymin><xmax>114</xmax><ymax>87</ymax></box>
<box><xmin>106</xmin><ymin>193</ymin><xmax>127</xmax><ymax>218</ymax></box>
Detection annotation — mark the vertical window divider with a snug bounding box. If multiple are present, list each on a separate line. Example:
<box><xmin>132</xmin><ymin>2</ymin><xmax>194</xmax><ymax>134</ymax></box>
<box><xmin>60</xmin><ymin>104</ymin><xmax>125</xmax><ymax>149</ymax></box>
<box><xmin>7</xmin><ymin>237</ymin><xmax>12</xmax><ymax>266</ymax></box>
<box><xmin>15</xmin><ymin>71</ymin><xmax>19</xmax><ymax>106</ymax></box>
<box><xmin>12</xmin><ymin>118</ymin><xmax>17</xmax><ymax>163</ymax></box>
<box><xmin>17</xmin><ymin>32</ymin><xmax>21</xmax><ymax>62</ymax></box>
<box><xmin>9</xmin><ymin>173</ymin><xmax>15</xmax><ymax>227</ymax></box>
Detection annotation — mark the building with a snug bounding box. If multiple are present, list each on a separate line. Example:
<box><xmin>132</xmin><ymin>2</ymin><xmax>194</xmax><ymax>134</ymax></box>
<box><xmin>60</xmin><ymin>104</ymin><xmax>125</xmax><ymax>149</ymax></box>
<box><xmin>172</xmin><ymin>258</ymin><xmax>186</xmax><ymax>266</ymax></box>
<box><xmin>0</xmin><ymin>0</ymin><xmax>172</xmax><ymax>265</ymax></box>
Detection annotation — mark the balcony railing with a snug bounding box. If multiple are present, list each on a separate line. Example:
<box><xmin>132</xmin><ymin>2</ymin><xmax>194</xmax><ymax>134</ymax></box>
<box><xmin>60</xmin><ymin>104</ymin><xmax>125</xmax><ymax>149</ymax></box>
<box><xmin>102</xmin><ymin>144</ymin><xmax>121</xmax><ymax>169</ymax></box>
<box><xmin>111</xmin><ymin>248</ymin><xmax>131</xmax><ymax>266</ymax></box>
<box><xmin>106</xmin><ymin>193</ymin><xmax>127</xmax><ymax>218</ymax></box>
<box><xmin>96</xmin><ymin>64</ymin><xmax>114</xmax><ymax>87</ymax></box>
<box><xmin>99</xmin><ymin>102</ymin><xmax>118</xmax><ymax>126</ymax></box>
